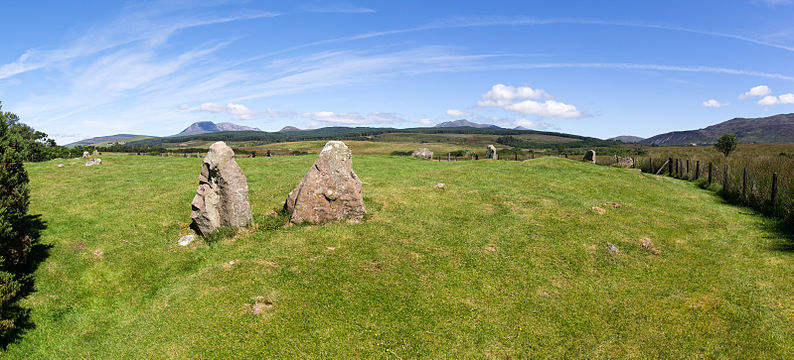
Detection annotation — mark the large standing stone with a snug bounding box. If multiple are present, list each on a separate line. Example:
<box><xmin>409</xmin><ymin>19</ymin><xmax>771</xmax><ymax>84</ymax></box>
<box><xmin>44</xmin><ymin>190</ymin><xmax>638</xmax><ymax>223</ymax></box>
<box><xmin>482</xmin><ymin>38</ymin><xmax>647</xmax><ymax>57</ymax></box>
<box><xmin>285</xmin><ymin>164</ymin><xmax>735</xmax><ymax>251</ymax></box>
<box><xmin>190</xmin><ymin>142</ymin><xmax>252</xmax><ymax>235</ymax></box>
<box><xmin>412</xmin><ymin>148</ymin><xmax>433</xmax><ymax>159</ymax></box>
<box><xmin>617</xmin><ymin>157</ymin><xmax>634</xmax><ymax>168</ymax></box>
<box><xmin>284</xmin><ymin>141</ymin><xmax>365</xmax><ymax>224</ymax></box>
<box><xmin>82</xmin><ymin>151</ymin><xmax>90</xmax><ymax>158</ymax></box>
<box><xmin>583</xmin><ymin>150</ymin><xmax>596</xmax><ymax>164</ymax></box>
<box><xmin>486</xmin><ymin>145</ymin><xmax>497</xmax><ymax>159</ymax></box>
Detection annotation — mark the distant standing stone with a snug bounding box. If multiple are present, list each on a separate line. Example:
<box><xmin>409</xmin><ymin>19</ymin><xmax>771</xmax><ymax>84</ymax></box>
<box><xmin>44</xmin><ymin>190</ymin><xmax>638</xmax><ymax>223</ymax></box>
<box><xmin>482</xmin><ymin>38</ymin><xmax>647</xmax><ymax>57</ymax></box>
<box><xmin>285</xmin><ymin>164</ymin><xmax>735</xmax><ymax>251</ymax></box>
<box><xmin>82</xmin><ymin>151</ymin><xmax>90</xmax><ymax>158</ymax></box>
<box><xmin>412</xmin><ymin>148</ymin><xmax>433</xmax><ymax>159</ymax></box>
<box><xmin>284</xmin><ymin>141</ymin><xmax>365</xmax><ymax>224</ymax></box>
<box><xmin>486</xmin><ymin>145</ymin><xmax>497</xmax><ymax>159</ymax></box>
<box><xmin>92</xmin><ymin>149</ymin><xmax>99</xmax><ymax>156</ymax></box>
<box><xmin>85</xmin><ymin>158</ymin><xmax>102</xmax><ymax>166</ymax></box>
<box><xmin>583</xmin><ymin>150</ymin><xmax>596</xmax><ymax>164</ymax></box>
<box><xmin>190</xmin><ymin>141</ymin><xmax>253</xmax><ymax>236</ymax></box>
<box><xmin>178</xmin><ymin>234</ymin><xmax>195</xmax><ymax>246</ymax></box>
<box><xmin>617</xmin><ymin>157</ymin><xmax>634</xmax><ymax>167</ymax></box>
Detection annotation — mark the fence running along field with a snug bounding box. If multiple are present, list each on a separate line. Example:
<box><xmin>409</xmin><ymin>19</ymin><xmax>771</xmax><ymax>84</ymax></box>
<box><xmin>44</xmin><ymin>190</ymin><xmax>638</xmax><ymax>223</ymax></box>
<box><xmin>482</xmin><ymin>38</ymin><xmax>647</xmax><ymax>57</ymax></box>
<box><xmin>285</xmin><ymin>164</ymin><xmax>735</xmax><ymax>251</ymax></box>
<box><xmin>594</xmin><ymin>153</ymin><xmax>793</xmax><ymax>229</ymax></box>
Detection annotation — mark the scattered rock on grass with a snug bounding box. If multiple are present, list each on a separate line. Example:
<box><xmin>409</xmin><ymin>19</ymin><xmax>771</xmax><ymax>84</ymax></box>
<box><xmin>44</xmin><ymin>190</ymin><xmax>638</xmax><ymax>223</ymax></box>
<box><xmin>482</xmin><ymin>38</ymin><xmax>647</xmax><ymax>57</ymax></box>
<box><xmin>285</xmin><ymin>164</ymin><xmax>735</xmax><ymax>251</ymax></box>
<box><xmin>435</xmin><ymin>183</ymin><xmax>445</xmax><ymax>191</ymax></box>
<box><xmin>606</xmin><ymin>243</ymin><xmax>619</xmax><ymax>254</ymax></box>
<box><xmin>85</xmin><ymin>158</ymin><xmax>102</xmax><ymax>166</ymax></box>
<box><xmin>57</xmin><ymin>164</ymin><xmax>64</xmax><ymax>168</ymax></box>
<box><xmin>178</xmin><ymin>234</ymin><xmax>195</xmax><ymax>246</ymax></box>
<box><xmin>251</xmin><ymin>297</ymin><xmax>274</xmax><ymax>315</ymax></box>
<box><xmin>82</xmin><ymin>151</ymin><xmax>90</xmax><ymax>158</ymax></box>
<box><xmin>93</xmin><ymin>249</ymin><xmax>104</xmax><ymax>257</ymax></box>
<box><xmin>641</xmin><ymin>237</ymin><xmax>662</xmax><ymax>255</ymax></box>
<box><xmin>618</xmin><ymin>158</ymin><xmax>634</xmax><ymax>167</ymax></box>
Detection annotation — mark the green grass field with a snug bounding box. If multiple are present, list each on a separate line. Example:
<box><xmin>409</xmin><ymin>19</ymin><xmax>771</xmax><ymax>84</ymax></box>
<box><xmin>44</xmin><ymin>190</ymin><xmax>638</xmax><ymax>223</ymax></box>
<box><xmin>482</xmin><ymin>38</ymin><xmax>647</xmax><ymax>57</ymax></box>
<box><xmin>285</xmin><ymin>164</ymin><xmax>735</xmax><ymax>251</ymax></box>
<box><xmin>6</xmin><ymin>154</ymin><xmax>794</xmax><ymax>358</ymax></box>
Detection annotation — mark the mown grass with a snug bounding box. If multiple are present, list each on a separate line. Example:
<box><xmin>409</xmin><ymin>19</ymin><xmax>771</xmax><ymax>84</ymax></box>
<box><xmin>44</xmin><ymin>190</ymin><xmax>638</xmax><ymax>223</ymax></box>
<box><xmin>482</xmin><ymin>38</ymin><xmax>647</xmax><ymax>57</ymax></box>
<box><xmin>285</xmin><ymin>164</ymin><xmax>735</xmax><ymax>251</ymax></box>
<box><xmin>6</xmin><ymin>154</ymin><xmax>794</xmax><ymax>358</ymax></box>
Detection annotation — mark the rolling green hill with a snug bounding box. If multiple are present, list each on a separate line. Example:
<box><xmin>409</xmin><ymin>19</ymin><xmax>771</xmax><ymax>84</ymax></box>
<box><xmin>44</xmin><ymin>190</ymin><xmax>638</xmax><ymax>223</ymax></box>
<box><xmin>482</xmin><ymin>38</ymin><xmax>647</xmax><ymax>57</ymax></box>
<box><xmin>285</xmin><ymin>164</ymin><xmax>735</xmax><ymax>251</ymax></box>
<box><xmin>7</xmin><ymin>155</ymin><xmax>793</xmax><ymax>358</ymax></box>
<box><xmin>641</xmin><ymin>113</ymin><xmax>794</xmax><ymax>145</ymax></box>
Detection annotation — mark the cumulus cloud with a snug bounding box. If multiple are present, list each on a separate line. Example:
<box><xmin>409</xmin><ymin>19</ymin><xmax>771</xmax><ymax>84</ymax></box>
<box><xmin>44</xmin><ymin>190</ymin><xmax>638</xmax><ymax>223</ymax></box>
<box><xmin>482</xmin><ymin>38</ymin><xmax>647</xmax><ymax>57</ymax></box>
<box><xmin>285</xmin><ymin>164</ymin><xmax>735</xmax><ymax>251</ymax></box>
<box><xmin>739</xmin><ymin>85</ymin><xmax>771</xmax><ymax>99</ymax></box>
<box><xmin>477</xmin><ymin>84</ymin><xmax>550</xmax><ymax>107</ymax></box>
<box><xmin>702</xmin><ymin>99</ymin><xmax>728</xmax><ymax>108</ymax></box>
<box><xmin>477</xmin><ymin>83</ymin><xmax>581</xmax><ymax>118</ymax></box>
<box><xmin>190</xmin><ymin>102</ymin><xmax>295</xmax><ymax>120</ymax></box>
<box><xmin>757</xmin><ymin>93</ymin><xmax>794</xmax><ymax>105</ymax></box>
<box><xmin>514</xmin><ymin>118</ymin><xmax>552</xmax><ymax>129</ymax></box>
<box><xmin>301</xmin><ymin>111</ymin><xmax>405</xmax><ymax>125</ymax></box>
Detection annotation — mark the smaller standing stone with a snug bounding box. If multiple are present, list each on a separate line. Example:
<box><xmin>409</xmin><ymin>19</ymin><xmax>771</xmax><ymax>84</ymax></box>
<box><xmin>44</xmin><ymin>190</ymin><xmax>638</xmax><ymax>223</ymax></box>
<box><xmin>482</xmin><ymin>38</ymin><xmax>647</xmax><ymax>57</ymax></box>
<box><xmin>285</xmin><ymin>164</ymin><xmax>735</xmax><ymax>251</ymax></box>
<box><xmin>412</xmin><ymin>148</ymin><xmax>433</xmax><ymax>159</ymax></box>
<box><xmin>486</xmin><ymin>145</ymin><xmax>497</xmax><ymax>159</ymax></box>
<box><xmin>583</xmin><ymin>150</ymin><xmax>596</xmax><ymax>164</ymax></box>
<box><xmin>617</xmin><ymin>157</ymin><xmax>634</xmax><ymax>167</ymax></box>
<box><xmin>92</xmin><ymin>149</ymin><xmax>100</xmax><ymax>156</ymax></box>
<box><xmin>82</xmin><ymin>151</ymin><xmax>90</xmax><ymax>158</ymax></box>
<box><xmin>85</xmin><ymin>158</ymin><xmax>102</xmax><ymax>166</ymax></box>
<box><xmin>178</xmin><ymin>235</ymin><xmax>195</xmax><ymax>246</ymax></box>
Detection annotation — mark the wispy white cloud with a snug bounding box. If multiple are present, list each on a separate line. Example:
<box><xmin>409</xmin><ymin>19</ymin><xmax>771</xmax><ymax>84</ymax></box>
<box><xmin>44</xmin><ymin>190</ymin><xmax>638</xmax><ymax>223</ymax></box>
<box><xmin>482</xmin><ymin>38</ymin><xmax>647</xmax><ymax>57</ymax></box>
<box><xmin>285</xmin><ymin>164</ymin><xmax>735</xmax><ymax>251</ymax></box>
<box><xmin>702</xmin><ymin>99</ymin><xmax>728</xmax><ymax>107</ymax></box>
<box><xmin>0</xmin><ymin>6</ymin><xmax>278</xmax><ymax>80</ymax></box>
<box><xmin>477</xmin><ymin>84</ymin><xmax>582</xmax><ymax>118</ymax></box>
<box><xmin>739</xmin><ymin>85</ymin><xmax>772</xmax><ymax>99</ymax></box>
<box><xmin>752</xmin><ymin>0</ymin><xmax>793</xmax><ymax>6</ymax></box>
<box><xmin>188</xmin><ymin>102</ymin><xmax>296</xmax><ymax>120</ymax></box>
<box><xmin>302</xmin><ymin>3</ymin><xmax>376</xmax><ymax>13</ymax></box>
<box><xmin>301</xmin><ymin>111</ymin><xmax>405</xmax><ymax>125</ymax></box>
<box><xmin>445</xmin><ymin>109</ymin><xmax>470</xmax><ymax>117</ymax></box>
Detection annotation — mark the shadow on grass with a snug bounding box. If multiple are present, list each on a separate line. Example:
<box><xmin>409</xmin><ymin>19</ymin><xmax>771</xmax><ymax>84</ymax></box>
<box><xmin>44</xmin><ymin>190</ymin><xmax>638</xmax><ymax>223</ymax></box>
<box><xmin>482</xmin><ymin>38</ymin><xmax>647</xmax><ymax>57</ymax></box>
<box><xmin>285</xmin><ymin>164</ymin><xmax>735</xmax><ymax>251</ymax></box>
<box><xmin>0</xmin><ymin>214</ymin><xmax>51</xmax><ymax>349</ymax></box>
<box><xmin>765</xmin><ymin>219</ymin><xmax>794</xmax><ymax>253</ymax></box>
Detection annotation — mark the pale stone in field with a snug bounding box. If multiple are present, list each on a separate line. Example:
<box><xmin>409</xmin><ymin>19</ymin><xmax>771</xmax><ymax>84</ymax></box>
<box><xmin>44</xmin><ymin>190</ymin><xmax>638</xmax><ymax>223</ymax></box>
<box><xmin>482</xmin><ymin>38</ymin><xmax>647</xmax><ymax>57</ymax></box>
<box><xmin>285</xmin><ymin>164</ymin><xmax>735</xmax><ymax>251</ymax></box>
<box><xmin>178</xmin><ymin>234</ymin><xmax>195</xmax><ymax>246</ymax></box>
<box><xmin>486</xmin><ymin>145</ymin><xmax>497</xmax><ymax>159</ymax></box>
<box><xmin>285</xmin><ymin>141</ymin><xmax>365</xmax><ymax>224</ymax></box>
<box><xmin>412</xmin><ymin>148</ymin><xmax>433</xmax><ymax>159</ymax></box>
<box><xmin>190</xmin><ymin>141</ymin><xmax>252</xmax><ymax>236</ymax></box>
<box><xmin>85</xmin><ymin>158</ymin><xmax>102</xmax><ymax>166</ymax></box>
<box><xmin>82</xmin><ymin>151</ymin><xmax>90</xmax><ymax>158</ymax></box>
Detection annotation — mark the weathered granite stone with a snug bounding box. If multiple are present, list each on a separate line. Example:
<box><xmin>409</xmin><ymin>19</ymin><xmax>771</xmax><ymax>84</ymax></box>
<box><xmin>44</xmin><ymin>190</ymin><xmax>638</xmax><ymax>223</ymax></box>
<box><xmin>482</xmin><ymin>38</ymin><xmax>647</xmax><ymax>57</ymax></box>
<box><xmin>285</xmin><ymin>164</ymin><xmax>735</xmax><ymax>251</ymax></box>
<box><xmin>190</xmin><ymin>142</ymin><xmax>252</xmax><ymax>235</ymax></box>
<box><xmin>82</xmin><ymin>151</ymin><xmax>90</xmax><ymax>158</ymax></box>
<box><xmin>92</xmin><ymin>149</ymin><xmax>99</xmax><ymax>156</ymax></box>
<box><xmin>486</xmin><ymin>145</ymin><xmax>497</xmax><ymax>159</ymax></box>
<box><xmin>85</xmin><ymin>158</ymin><xmax>102</xmax><ymax>166</ymax></box>
<box><xmin>284</xmin><ymin>141</ymin><xmax>365</xmax><ymax>224</ymax></box>
<box><xmin>412</xmin><ymin>148</ymin><xmax>433</xmax><ymax>159</ymax></box>
<box><xmin>583</xmin><ymin>150</ymin><xmax>596</xmax><ymax>164</ymax></box>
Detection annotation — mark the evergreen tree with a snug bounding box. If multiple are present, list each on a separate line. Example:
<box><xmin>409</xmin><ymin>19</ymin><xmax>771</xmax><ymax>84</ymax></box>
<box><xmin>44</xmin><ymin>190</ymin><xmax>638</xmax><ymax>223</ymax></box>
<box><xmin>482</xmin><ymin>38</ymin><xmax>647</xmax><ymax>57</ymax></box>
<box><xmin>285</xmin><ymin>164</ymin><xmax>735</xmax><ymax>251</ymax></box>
<box><xmin>0</xmin><ymin>102</ymin><xmax>32</xmax><ymax>336</ymax></box>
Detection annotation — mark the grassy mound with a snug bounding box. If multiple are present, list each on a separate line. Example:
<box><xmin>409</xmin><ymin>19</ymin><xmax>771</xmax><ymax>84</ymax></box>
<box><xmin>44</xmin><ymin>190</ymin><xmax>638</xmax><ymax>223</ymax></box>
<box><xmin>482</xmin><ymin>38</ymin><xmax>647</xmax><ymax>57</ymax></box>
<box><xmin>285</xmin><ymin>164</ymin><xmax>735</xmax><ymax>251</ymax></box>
<box><xmin>6</xmin><ymin>155</ymin><xmax>794</xmax><ymax>358</ymax></box>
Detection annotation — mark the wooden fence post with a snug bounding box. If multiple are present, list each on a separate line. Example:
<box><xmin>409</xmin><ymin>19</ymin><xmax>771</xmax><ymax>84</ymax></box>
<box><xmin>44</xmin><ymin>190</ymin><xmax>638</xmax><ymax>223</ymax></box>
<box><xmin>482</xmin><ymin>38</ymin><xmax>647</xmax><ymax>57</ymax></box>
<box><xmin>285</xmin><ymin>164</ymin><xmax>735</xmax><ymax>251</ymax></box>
<box><xmin>515</xmin><ymin>152</ymin><xmax>518</xmax><ymax>161</ymax></box>
<box><xmin>668</xmin><ymin>157</ymin><xmax>673</xmax><ymax>176</ymax></box>
<box><xmin>631</xmin><ymin>157</ymin><xmax>635</xmax><ymax>168</ymax></box>
<box><xmin>742</xmin><ymin>167</ymin><xmax>748</xmax><ymax>198</ymax></box>
<box><xmin>771</xmin><ymin>172</ymin><xmax>779</xmax><ymax>206</ymax></box>
<box><xmin>695</xmin><ymin>160</ymin><xmax>700</xmax><ymax>180</ymax></box>
<box><xmin>686</xmin><ymin>160</ymin><xmax>690</xmax><ymax>177</ymax></box>
<box><xmin>708</xmin><ymin>162</ymin><xmax>712</xmax><ymax>184</ymax></box>
<box><xmin>723</xmin><ymin>164</ymin><xmax>728</xmax><ymax>192</ymax></box>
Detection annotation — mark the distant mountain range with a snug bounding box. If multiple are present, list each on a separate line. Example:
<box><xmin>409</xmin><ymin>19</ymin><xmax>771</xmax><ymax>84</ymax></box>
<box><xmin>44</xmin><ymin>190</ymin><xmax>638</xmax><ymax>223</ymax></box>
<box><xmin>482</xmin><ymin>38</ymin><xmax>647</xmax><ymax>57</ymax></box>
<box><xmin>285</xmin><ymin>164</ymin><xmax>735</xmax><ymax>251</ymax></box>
<box><xmin>171</xmin><ymin>121</ymin><xmax>261</xmax><ymax>137</ymax></box>
<box><xmin>641</xmin><ymin>113</ymin><xmax>794</xmax><ymax>146</ymax></box>
<box><xmin>609</xmin><ymin>135</ymin><xmax>644</xmax><ymax>143</ymax></box>
<box><xmin>434</xmin><ymin>119</ymin><xmax>500</xmax><ymax>128</ymax></box>
<box><xmin>279</xmin><ymin>126</ymin><xmax>303</xmax><ymax>132</ymax></box>
<box><xmin>67</xmin><ymin>134</ymin><xmax>151</xmax><ymax>147</ymax></box>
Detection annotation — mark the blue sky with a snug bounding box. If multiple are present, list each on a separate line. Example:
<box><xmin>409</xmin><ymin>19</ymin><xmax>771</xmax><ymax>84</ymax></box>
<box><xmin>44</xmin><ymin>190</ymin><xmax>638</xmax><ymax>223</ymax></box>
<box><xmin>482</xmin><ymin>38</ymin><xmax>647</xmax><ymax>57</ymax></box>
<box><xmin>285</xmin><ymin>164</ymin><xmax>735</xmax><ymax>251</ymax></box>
<box><xmin>2</xmin><ymin>0</ymin><xmax>794</xmax><ymax>143</ymax></box>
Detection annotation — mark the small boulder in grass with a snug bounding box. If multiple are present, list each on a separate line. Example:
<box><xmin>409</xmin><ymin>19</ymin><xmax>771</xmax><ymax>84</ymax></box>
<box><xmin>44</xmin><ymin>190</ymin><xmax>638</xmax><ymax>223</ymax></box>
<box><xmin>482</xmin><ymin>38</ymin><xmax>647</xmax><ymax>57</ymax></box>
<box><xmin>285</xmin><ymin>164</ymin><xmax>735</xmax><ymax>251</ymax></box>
<box><xmin>435</xmin><ymin>183</ymin><xmax>446</xmax><ymax>191</ymax></box>
<box><xmin>85</xmin><ymin>158</ymin><xmax>102</xmax><ymax>166</ymax></box>
<box><xmin>641</xmin><ymin>238</ymin><xmax>661</xmax><ymax>255</ymax></box>
<box><xmin>178</xmin><ymin>234</ymin><xmax>195</xmax><ymax>246</ymax></box>
<box><xmin>57</xmin><ymin>164</ymin><xmax>64</xmax><ymax>168</ymax></box>
<box><xmin>606</xmin><ymin>243</ymin><xmax>619</xmax><ymax>254</ymax></box>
